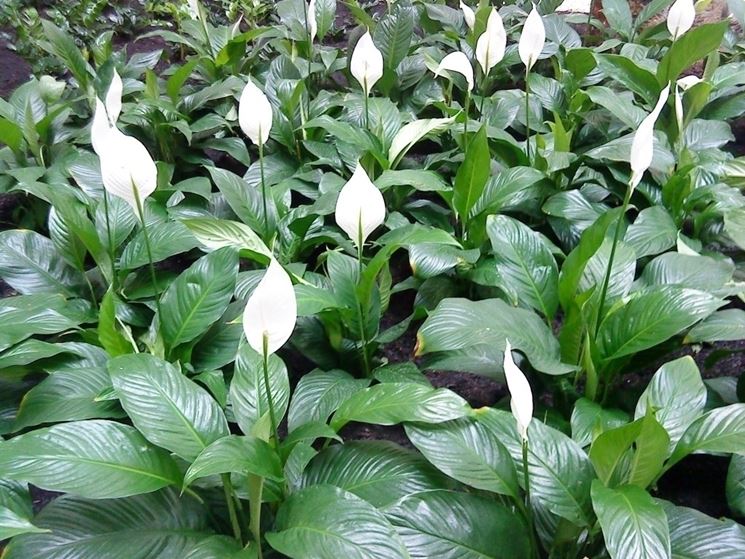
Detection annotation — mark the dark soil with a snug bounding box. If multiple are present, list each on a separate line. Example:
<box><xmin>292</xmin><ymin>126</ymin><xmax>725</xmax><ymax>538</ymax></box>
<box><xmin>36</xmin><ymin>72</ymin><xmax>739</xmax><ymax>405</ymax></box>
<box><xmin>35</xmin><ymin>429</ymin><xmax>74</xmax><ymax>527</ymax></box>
<box><xmin>0</xmin><ymin>31</ymin><xmax>31</xmax><ymax>99</ymax></box>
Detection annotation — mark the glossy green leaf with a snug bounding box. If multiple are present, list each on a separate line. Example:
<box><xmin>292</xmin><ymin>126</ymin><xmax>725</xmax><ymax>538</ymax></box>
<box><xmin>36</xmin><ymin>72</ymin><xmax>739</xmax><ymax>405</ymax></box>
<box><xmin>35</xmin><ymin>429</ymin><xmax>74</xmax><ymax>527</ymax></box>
<box><xmin>671</xmin><ymin>404</ymin><xmax>745</xmax><ymax>464</ymax></box>
<box><xmin>120</xmin><ymin>221</ymin><xmax>198</xmax><ymax>270</ymax></box>
<box><xmin>726</xmin><ymin>455</ymin><xmax>745</xmax><ymax>518</ymax></box>
<box><xmin>453</xmin><ymin>126</ymin><xmax>490</xmax><ymax>222</ymax></box>
<box><xmin>0</xmin><ymin>420</ymin><xmax>181</xmax><ymax>498</ymax></box>
<box><xmin>384</xmin><ymin>490</ymin><xmax>531</xmax><ymax>559</ymax></box>
<box><xmin>109</xmin><ymin>353</ymin><xmax>229</xmax><ymax>461</ymax></box>
<box><xmin>663</xmin><ymin>500</ymin><xmax>745</xmax><ymax>559</ymax></box>
<box><xmin>373</xmin><ymin>4</ymin><xmax>414</xmax><ymax>70</ymax></box>
<box><xmin>657</xmin><ymin>21</ymin><xmax>728</xmax><ymax>84</ymax></box>
<box><xmin>624</xmin><ymin>207</ymin><xmax>677</xmax><ymax>258</ymax></box>
<box><xmin>98</xmin><ymin>289</ymin><xmax>132</xmax><ymax>357</ymax></box>
<box><xmin>288</xmin><ymin>369</ymin><xmax>369</xmax><ymax>432</ymax></box>
<box><xmin>686</xmin><ymin>309</ymin><xmax>745</xmax><ymax>343</ymax></box>
<box><xmin>0</xmin><ymin>480</ymin><xmax>47</xmax><ymax>540</ymax></box>
<box><xmin>406</xmin><ymin>417</ymin><xmax>519</xmax><ymax>498</ymax></box>
<box><xmin>300</xmin><ymin>441</ymin><xmax>448</xmax><ymax>507</ymax></box>
<box><xmin>571</xmin><ymin>398</ymin><xmax>628</xmax><ymax>448</ymax></box>
<box><xmin>266</xmin><ymin>485</ymin><xmax>409</xmax><ymax>559</ymax></box>
<box><xmin>181</xmin><ymin>218</ymin><xmax>270</xmax><ymax>261</ymax></box>
<box><xmin>592</xmin><ymin>482</ymin><xmax>671</xmax><ymax>559</ymax></box>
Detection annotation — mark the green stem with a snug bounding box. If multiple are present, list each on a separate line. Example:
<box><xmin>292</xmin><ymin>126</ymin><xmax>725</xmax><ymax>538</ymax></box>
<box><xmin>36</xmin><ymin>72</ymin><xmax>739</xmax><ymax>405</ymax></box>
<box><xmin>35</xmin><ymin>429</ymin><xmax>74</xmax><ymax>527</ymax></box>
<box><xmin>262</xmin><ymin>335</ymin><xmax>280</xmax><ymax>447</ymax></box>
<box><xmin>355</xmin><ymin>235</ymin><xmax>371</xmax><ymax>377</ymax></box>
<box><xmin>103</xmin><ymin>190</ymin><xmax>117</xmax><ymax>290</ymax></box>
<box><xmin>259</xmin><ymin>141</ymin><xmax>269</xmax><ymax>241</ymax></box>
<box><xmin>463</xmin><ymin>91</ymin><xmax>470</xmax><ymax>150</ymax></box>
<box><xmin>364</xmin><ymin>89</ymin><xmax>370</xmax><ymax>130</ymax></box>
<box><xmin>133</xmin><ymin>185</ymin><xmax>163</xmax><ymax>321</ymax></box>
<box><xmin>247</xmin><ymin>474</ymin><xmax>264</xmax><ymax>559</ymax></box>
<box><xmin>525</xmin><ymin>68</ymin><xmax>531</xmax><ymax>164</ymax></box>
<box><xmin>221</xmin><ymin>474</ymin><xmax>242</xmax><ymax>543</ymax></box>
<box><xmin>303</xmin><ymin>0</ymin><xmax>313</xmax><ymax>122</ymax></box>
<box><xmin>521</xmin><ymin>439</ymin><xmax>538</xmax><ymax>559</ymax></box>
<box><xmin>594</xmin><ymin>185</ymin><xmax>632</xmax><ymax>337</ymax></box>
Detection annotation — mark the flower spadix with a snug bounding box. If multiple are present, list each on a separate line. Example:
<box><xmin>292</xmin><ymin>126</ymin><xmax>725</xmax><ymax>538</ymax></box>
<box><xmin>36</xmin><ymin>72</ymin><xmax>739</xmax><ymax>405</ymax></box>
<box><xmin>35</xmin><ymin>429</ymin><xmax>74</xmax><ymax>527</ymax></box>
<box><xmin>242</xmin><ymin>258</ymin><xmax>297</xmax><ymax>356</ymax></box>
<box><xmin>308</xmin><ymin>0</ymin><xmax>318</xmax><ymax>42</ymax></box>
<box><xmin>460</xmin><ymin>2</ymin><xmax>476</xmax><ymax>31</ymax></box>
<box><xmin>434</xmin><ymin>51</ymin><xmax>474</xmax><ymax>92</ymax></box>
<box><xmin>667</xmin><ymin>0</ymin><xmax>695</xmax><ymax>40</ymax></box>
<box><xmin>629</xmin><ymin>84</ymin><xmax>670</xmax><ymax>191</ymax></box>
<box><xmin>239</xmin><ymin>79</ymin><xmax>273</xmax><ymax>146</ymax></box>
<box><xmin>476</xmin><ymin>8</ymin><xmax>506</xmax><ymax>76</ymax></box>
<box><xmin>503</xmin><ymin>340</ymin><xmax>533</xmax><ymax>441</ymax></box>
<box><xmin>334</xmin><ymin>163</ymin><xmax>386</xmax><ymax>248</ymax></box>
<box><xmin>350</xmin><ymin>31</ymin><xmax>383</xmax><ymax>97</ymax></box>
<box><xmin>518</xmin><ymin>5</ymin><xmax>545</xmax><ymax>71</ymax></box>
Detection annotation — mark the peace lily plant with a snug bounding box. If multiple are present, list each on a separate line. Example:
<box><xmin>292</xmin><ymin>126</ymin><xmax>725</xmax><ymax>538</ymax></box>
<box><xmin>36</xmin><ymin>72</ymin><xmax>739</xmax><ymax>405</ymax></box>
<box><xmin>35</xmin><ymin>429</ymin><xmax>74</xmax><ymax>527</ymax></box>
<box><xmin>2</xmin><ymin>1</ymin><xmax>745</xmax><ymax>558</ymax></box>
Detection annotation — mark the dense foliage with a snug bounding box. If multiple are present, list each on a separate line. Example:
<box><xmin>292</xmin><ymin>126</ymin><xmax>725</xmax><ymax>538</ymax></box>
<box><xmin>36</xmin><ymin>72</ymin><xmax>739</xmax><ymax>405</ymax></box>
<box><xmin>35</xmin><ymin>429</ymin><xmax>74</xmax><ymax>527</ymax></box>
<box><xmin>2</xmin><ymin>0</ymin><xmax>745</xmax><ymax>557</ymax></box>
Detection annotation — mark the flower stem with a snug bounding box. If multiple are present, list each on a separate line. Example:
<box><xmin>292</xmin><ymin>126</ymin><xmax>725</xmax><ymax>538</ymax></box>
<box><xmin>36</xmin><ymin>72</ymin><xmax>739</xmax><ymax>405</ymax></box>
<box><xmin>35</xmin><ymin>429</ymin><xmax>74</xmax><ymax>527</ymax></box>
<box><xmin>247</xmin><ymin>474</ymin><xmax>264</xmax><ymax>559</ymax></box>
<box><xmin>103</xmin><ymin>190</ymin><xmax>117</xmax><ymax>290</ymax></box>
<box><xmin>594</xmin><ymin>185</ymin><xmax>632</xmax><ymax>337</ymax></box>
<box><xmin>259</xmin><ymin>141</ymin><xmax>269</xmax><ymax>241</ymax></box>
<box><xmin>521</xmin><ymin>439</ymin><xmax>538</xmax><ymax>559</ymax></box>
<box><xmin>463</xmin><ymin>91</ymin><xmax>470</xmax><ymax>150</ymax></box>
<box><xmin>356</xmin><ymin>235</ymin><xmax>371</xmax><ymax>377</ymax></box>
<box><xmin>133</xmin><ymin>185</ymin><xmax>163</xmax><ymax>322</ymax></box>
<box><xmin>525</xmin><ymin>68</ymin><xmax>531</xmax><ymax>164</ymax></box>
<box><xmin>364</xmin><ymin>90</ymin><xmax>370</xmax><ymax>130</ymax></box>
<box><xmin>262</xmin><ymin>335</ymin><xmax>280</xmax><ymax>447</ymax></box>
<box><xmin>221</xmin><ymin>474</ymin><xmax>242</xmax><ymax>543</ymax></box>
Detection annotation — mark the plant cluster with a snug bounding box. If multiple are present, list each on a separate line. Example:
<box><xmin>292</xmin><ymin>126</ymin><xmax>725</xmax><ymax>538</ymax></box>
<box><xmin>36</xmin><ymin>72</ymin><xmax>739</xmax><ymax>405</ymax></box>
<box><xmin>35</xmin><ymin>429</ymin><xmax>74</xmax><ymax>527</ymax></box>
<box><xmin>2</xmin><ymin>0</ymin><xmax>745</xmax><ymax>557</ymax></box>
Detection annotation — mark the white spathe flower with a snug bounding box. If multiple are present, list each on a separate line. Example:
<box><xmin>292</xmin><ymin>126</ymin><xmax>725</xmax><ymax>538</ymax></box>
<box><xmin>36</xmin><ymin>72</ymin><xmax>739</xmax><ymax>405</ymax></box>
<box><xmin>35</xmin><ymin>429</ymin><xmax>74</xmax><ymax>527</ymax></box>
<box><xmin>503</xmin><ymin>340</ymin><xmax>533</xmax><ymax>442</ymax></box>
<box><xmin>334</xmin><ymin>163</ymin><xmax>386</xmax><ymax>248</ymax></box>
<box><xmin>677</xmin><ymin>75</ymin><xmax>702</xmax><ymax>90</ymax></box>
<box><xmin>556</xmin><ymin>0</ymin><xmax>591</xmax><ymax>13</ymax></box>
<box><xmin>434</xmin><ymin>51</ymin><xmax>474</xmax><ymax>92</ymax></box>
<box><xmin>350</xmin><ymin>31</ymin><xmax>384</xmax><ymax>97</ymax></box>
<box><xmin>460</xmin><ymin>1</ymin><xmax>476</xmax><ymax>31</ymax></box>
<box><xmin>667</xmin><ymin>0</ymin><xmax>695</xmax><ymax>40</ymax></box>
<box><xmin>629</xmin><ymin>84</ymin><xmax>670</xmax><ymax>191</ymax></box>
<box><xmin>518</xmin><ymin>5</ymin><xmax>545</xmax><ymax>71</ymax></box>
<box><xmin>104</xmin><ymin>69</ymin><xmax>123</xmax><ymax>127</ymax></box>
<box><xmin>98</xmin><ymin>129</ymin><xmax>158</xmax><ymax>218</ymax></box>
<box><xmin>187</xmin><ymin>0</ymin><xmax>200</xmax><ymax>19</ymax></box>
<box><xmin>238</xmin><ymin>79</ymin><xmax>273</xmax><ymax>146</ymax></box>
<box><xmin>476</xmin><ymin>8</ymin><xmax>506</xmax><ymax>76</ymax></box>
<box><xmin>91</xmin><ymin>98</ymin><xmax>113</xmax><ymax>156</ymax></box>
<box><xmin>308</xmin><ymin>0</ymin><xmax>318</xmax><ymax>42</ymax></box>
<box><xmin>242</xmin><ymin>258</ymin><xmax>297</xmax><ymax>356</ymax></box>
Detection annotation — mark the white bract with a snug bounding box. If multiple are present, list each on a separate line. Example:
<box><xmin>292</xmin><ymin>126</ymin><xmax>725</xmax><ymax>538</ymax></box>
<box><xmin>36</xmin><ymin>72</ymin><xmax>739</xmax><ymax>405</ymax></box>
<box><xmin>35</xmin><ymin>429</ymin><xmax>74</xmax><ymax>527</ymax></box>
<box><xmin>667</xmin><ymin>0</ymin><xmax>695</xmax><ymax>40</ymax></box>
<box><xmin>434</xmin><ymin>51</ymin><xmax>474</xmax><ymax>92</ymax></box>
<box><xmin>460</xmin><ymin>1</ymin><xmax>476</xmax><ymax>30</ymax></box>
<box><xmin>556</xmin><ymin>0</ymin><xmax>591</xmax><ymax>12</ymax></box>
<box><xmin>334</xmin><ymin>163</ymin><xmax>386</xmax><ymax>248</ymax></box>
<box><xmin>238</xmin><ymin>79</ymin><xmax>273</xmax><ymax>146</ymax></box>
<box><xmin>187</xmin><ymin>0</ymin><xmax>200</xmax><ymax>19</ymax></box>
<box><xmin>629</xmin><ymin>85</ymin><xmax>670</xmax><ymax>190</ymax></box>
<box><xmin>350</xmin><ymin>31</ymin><xmax>384</xmax><ymax>97</ymax></box>
<box><xmin>476</xmin><ymin>8</ymin><xmax>506</xmax><ymax>75</ymax></box>
<box><xmin>308</xmin><ymin>0</ymin><xmax>318</xmax><ymax>42</ymax></box>
<box><xmin>243</xmin><ymin>258</ymin><xmax>298</xmax><ymax>356</ymax></box>
<box><xmin>503</xmin><ymin>340</ymin><xmax>533</xmax><ymax>442</ymax></box>
<box><xmin>674</xmin><ymin>76</ymin><xmax>701</xmax><ymax>132</ymax></box>
<box><xmin>518</xmin><ymin>5</ymin><xmax>545</xmax><ymax>71</ymax></box>
<box><xmin>104</xmin><ymin>69</ymin><xmax>123</xmax><ymax>127</ymax></box>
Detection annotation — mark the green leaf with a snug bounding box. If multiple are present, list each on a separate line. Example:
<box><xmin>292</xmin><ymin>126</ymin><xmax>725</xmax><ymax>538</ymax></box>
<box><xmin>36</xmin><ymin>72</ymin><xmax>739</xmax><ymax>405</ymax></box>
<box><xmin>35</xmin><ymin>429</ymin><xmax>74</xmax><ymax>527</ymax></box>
<box><xmin>375</xmin><ymin>170</ymin><xmax>448</xmax><ymax>192</ymax></box>
<box><xmin>39</xmin><ymin>21</ymin><xmax>91</xmax><ymax>89</ymax></box>
<box><xmin>597</xmin><ymin>287</ymin><xmax>722</xmax><ymax>362</ymax></box>
<box><xmin>591</xmin><ymin>482</ymin><xmax>671</xmax><ymax>559</ymax></box>
<box><xmin>638</xmin><ymin>254</ymin><xmax>733</xmax><ymax>293</ymax></box>
<box><xmin>300</xmin><ymin>441</ymin><xmax>448</xmax><ymax>507</ymax></box>
<box><xmin>571</xmin><ymin>398</ymin><xmax>628</xmax><ymax>448</ymax></box>
<box><xmin>330</xmin><ymin>382</ymin><xmax>469</xmax><ymax>431</ymax></box>
<box><xmin>453</xmin><ymin>126</ymin><xmax>490</xmax><ymax>222</ymax></box>
<box><xmin>0</xmin><ymin>294</ymin><xmax>88</xmax><ymax>352</ymax></box>
<box><xmin>0</xmin><ymin>230</ymin><xmax>86</xmax><ymax>297</ymax></box>
<box><xmin>315</xmin><ymin>0</ymin><xmax>336</xmax><ymax>39</ymax></box>
<box><xmin>0</xmin><ymin>420</ymin><xmax>181</xmax><ymax>499</ymax></box>
<box><xmin>181</xmin><ymin>218</ymin><xmax>270</xmax><ymax>261</ymax></box>
<box><xmin>601</xmin><ymin>0</ymin><xmax>633</xmax><ymax>38</ymax></box>
<box><xmin>671</xmin><ymin>404</ymin><xmax>745</xmax><ymax>464</ymax></box>
<box><xmin>416</xmin><ymin>298</ymin><xmax>575</xmax><ymax>375</ymax></box>
<box><xmin>635</xmin><ymin>357</ymin><xmax>706</xmax><ymax>448</ymax></box>
<box><xmin>98</xmin><ymin>289</ymin><xmax>132</xmax><ymax>357</ymax></box>
<box><xmin>109</xmin><ymin>354</ymin><xmax>229</xmax><ymax>461</ymax></box>
<box><xmin>479</xmin><ymin>409</ymin><xmax>594</xmax><ymax>526</ymax></box>
<box><xmin>388</xmin><ymin>117</ymin><xmax>454</xmax><ymax>165</ymax></box>
<box><xmin>727</xmin><ymin>455</ymin><xmax>745</xmax><ymax>518</ymax></box>
<box><xmin>120</xmin><ymin>221</ymin><xmax>198</xmax><ymax>270</ymax></box>
<box><xmin>624</xmin><ymin>207</ymin><xmax>677</xmax><ymax>258</ymax></box>
<box><xmin>230</xmin><ymin>343</ymin><xmax>290</xmax><ymax>438</ymax></box>
<box><xmin>595</xmin><ymin>54</ymin><xmax>660</xmax><ymax>105</ymax></box>
<box><xmin>487</xmin><ymin>214</ymin><xmax>559</xmax><ymax>318</ymax></box>
<box><xmin>663</xmin><ymin>500</ymin><xmax>745</xmax><ymax>559</ymax></box>
<box><xmin>686</xmin><ymin>309</ymin><xmax>745</xmax><ymax>343</ymax></box>
<box><xmin>470</xmin><ymin>166</ymin><xmax>545</xmax><ymax>218</ymax></box>
<box><xmin>266</xmin><ymin>485</ymin><xmax>409</xmax><ymax>559</ymax></box>
<box><xmin>657</xmin><ymin>22</ymin><xmax>728</xmax><ymax>84</ymax></box>
<box><xmin>590</xmin><ymin>420</ymin><xmax>644</xmax><ymax>487</ymax></box>
<box><xmin>4</xmin><ymin>490</ymin><xmax>214</xmax><ymax>559</ymax></box>
<box><xmin>627</xmin><ymin>412</ymin><xmax>669</xmax><ymax>489</ymax></box>
<box><xmin>0</xmin><ymin>481</ymin><xmax>47</xmax><ymax>540</ymax></box>
<box><xmin>288</xmin><ymin>369</ymin><xmax>369</xmax><ymax>432</ymax></box>
<box><xmin>184</xmin><ymin>435</ymin><xmax>283</xmax><ymax>488</ymax></box>
<box><xmin>384</xmin><ymin>490</ymin><xmax>531</xmax><ymax>559</ymax></box>
<box><xmin>160</xmin><ymin>248</ymin><xmax>239</xmax><ymax>350</ymax></box>
<box><xmin>373</xmin><ymin>4</ymin><xmax>414</xmax><ymax>70</ymax></box>
<box><xmin>13</xmin><ymin>366</ymin><xmax>123</xmax><ymax>431</ymax></box>
<box><xmin>406</xmin><ymin>417</ymin><xmax>519</xmax><ymax>498</ymax></box>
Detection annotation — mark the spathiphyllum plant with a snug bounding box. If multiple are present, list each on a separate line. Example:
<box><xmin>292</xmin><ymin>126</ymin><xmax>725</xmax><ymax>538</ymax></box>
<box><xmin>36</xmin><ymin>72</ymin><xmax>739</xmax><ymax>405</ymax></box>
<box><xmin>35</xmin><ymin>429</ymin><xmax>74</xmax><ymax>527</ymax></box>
<box><xmin>3</xmin><ymin>0</ymin><xmax>745</xmax><ymax>557</ymax></box>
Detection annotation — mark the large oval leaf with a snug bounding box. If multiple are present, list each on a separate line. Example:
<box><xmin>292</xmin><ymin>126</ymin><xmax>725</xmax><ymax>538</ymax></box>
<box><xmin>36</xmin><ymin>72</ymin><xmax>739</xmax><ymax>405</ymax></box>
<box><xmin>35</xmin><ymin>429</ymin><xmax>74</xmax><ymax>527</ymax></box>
<box><xmin>671</xmin><ymin>404</ymin><xmax>745</xmax><ymax>464</ymax></box>
<box><xmin>384</xmin><ymin>490</ymin><xmax>531</xmax><ymax>559</ymax></box>
<box><xmin>4</xmin><ymin>489</ymin><xmax>214</xmax><ymax>559</ymax></box>
<box><xmin>300</xmin><ymin>441</ymin><xmax>448</xmax><ymax>507</ymax></box>
<box><xmin>663</xmin><ymin>500</ymin><xmax>745</xmax><ymax>559</ymax></box>
<box><xmin>406</xmin><ymin>418</ymin><xmax>519</xmax><ymax>498</ymax></box>
<box><xmin>0</xmin><ymin>420</ymin><xmax>181</xmax><ymax>498</ymax></box>
<box><xmin>109</xmin><ymin>354</ymin><xmax>229</xmax><ymax>461</ymax></box>
<box><xmin>592</xmin><ymin>482</ymin><xmax>670</xmax><ymax>559</ymax></box>
<box><xmin>160</xmin><ymin>247</ymin><xmax>239</xmax><ymax>350</ymax></box>
<box><xmin>266</xmin><ymin>485</ymin><xmax>409</xmax><ymax>559</ymax></box>
<box><xmin>288</xmin><ymin>369</ymin><xmax>369</xmax><ymax>432</ymax></box>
